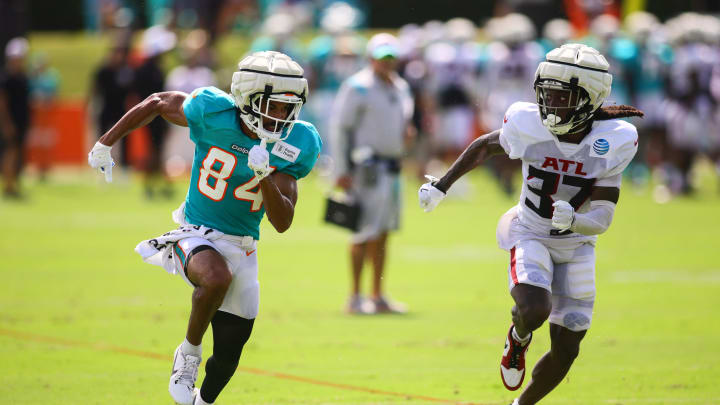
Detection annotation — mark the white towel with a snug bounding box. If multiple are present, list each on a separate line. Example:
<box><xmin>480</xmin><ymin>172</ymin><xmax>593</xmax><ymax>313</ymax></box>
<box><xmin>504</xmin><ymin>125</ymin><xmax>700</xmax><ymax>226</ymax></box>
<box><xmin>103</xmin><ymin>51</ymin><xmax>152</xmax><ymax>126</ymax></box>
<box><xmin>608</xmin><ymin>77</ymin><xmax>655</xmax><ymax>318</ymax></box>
<box><xmin>135</xmin><ymin>203</ymin><xmax>256</xmax><ymax>274</ymax></box>
<box><xmin>135</xmin><ymin>203</ymin><xmax>223</xmax><ymax>274</ymax></box>
<box><xmin>134</xmin><ymin>224</ymin><xmax>224</xmax><ymax>274</ymax></box>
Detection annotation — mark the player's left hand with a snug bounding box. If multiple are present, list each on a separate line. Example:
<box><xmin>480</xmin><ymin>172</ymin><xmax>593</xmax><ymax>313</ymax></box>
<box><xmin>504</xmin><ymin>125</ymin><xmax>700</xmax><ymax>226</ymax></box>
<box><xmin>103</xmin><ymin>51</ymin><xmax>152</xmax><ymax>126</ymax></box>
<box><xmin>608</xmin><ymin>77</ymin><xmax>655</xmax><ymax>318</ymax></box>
<box><xmin>418</xmin><ymin>175</ymin><xmax>446</xmax><ymax>213</ymax></box>
<box><xmin>551</xmin><ymin>200</ymin><xmax>574</xmax><ymax>231</ymax></box>
<box><xmin>248</xmin><ymin>144</ymin><xmax>271</xmax><ymax>180</ymax></box>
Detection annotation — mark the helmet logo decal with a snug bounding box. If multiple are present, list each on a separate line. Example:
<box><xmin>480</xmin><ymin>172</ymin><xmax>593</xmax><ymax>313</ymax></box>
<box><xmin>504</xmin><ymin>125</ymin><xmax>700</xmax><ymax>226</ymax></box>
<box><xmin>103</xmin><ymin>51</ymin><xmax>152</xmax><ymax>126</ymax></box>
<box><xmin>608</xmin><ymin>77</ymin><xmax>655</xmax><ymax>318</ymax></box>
<box><xmin>593</xmin><ymin>139</ymin><xmax>610</xmax><ymax>155</ymax></box>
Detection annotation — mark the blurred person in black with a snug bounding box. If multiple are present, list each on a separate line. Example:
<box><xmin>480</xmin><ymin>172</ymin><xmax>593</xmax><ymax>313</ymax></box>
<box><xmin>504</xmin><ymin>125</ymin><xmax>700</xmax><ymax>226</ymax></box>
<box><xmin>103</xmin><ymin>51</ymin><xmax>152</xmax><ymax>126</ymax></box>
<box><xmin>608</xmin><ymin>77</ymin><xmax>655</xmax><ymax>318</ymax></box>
<box><xmin>134</xmin><ymin>26</ymin><xmax>176</xmax><ymax>199</ymax></box>
<box><xmin>0</xmin><ymin>37</ymin><xmax>30</xmax><ymax>199</ymax></box>
<box><xmin>89</xmin><ymin>43</ymin><xmax>134</xmax><ymax>171</ymax></box>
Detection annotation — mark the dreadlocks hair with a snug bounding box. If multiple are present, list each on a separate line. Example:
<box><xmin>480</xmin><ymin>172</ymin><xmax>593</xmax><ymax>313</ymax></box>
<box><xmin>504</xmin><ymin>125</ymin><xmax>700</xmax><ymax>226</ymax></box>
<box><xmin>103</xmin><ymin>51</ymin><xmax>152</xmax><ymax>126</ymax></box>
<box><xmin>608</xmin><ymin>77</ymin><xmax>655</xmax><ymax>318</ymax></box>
<box><xmin>594</xmin><ymin>105</ymin><xmax>644</xmax><ymax>120</ymax></box>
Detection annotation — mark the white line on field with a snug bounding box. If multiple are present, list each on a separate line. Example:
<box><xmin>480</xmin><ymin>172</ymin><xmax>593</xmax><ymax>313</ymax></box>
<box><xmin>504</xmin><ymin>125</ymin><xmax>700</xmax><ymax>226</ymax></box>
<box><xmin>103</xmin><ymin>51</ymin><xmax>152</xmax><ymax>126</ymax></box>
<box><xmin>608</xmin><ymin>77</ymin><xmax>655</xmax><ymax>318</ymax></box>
<box><xmin>610</xmin><ymin>270</ymin><xmax>720</xmax><ymax>284</ymax></box>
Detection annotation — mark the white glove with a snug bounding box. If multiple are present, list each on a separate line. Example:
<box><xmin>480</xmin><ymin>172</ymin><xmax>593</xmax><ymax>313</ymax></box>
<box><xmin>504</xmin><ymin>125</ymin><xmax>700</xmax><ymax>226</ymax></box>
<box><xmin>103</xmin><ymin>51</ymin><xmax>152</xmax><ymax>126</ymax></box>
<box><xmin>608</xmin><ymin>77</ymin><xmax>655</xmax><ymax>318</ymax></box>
<box><xmin>88</xmin><ymin>141</ymin><xmax>114</xmax><ymax>182</ymax></box>
<box><xmin>248</xmin><ymin>144</ymin><xmax>271</xmax><ymax>180</ymax></box>
<box><xmin>418</xmin><ymin>175</ymin><xmax>446</xmax><ymax>213</ymax></box>
<box><xmin>551</xmin><ymin>200</ymin><xmax>574</xmax><ymax>231</ymax></box>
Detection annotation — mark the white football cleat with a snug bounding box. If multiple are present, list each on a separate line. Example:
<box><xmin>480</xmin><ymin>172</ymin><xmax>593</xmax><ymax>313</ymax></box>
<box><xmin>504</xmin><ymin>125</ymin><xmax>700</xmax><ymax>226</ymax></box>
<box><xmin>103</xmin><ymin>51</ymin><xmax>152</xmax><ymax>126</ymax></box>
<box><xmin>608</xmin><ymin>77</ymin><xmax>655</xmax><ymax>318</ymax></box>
<box><xmin>169</xmin><ymin>345</ymin><xmax>202</xmax><ymax>405</ymax></box>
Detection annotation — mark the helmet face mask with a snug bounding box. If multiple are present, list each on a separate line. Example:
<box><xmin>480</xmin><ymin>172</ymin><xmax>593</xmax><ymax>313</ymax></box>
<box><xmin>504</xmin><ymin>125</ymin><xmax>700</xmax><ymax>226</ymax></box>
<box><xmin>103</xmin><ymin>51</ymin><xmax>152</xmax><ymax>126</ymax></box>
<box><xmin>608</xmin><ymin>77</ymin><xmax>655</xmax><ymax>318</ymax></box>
<box><xmin>535</xmin><ymin>79</ymin><xmax>592</xmax><ymax>135</ymax></box>
<box><xmin>245</xmin><ymin>92</ymin><xmax>304</xmax><ymax>142</ymax></box>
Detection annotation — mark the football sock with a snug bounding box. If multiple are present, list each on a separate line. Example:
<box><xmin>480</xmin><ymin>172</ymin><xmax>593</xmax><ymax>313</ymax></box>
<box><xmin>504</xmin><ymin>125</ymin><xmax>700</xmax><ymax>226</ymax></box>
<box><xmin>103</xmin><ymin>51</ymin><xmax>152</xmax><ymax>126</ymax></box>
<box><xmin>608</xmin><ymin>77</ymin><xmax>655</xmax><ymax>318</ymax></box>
<box><xmin>181</xmin><ymin>338</ymin><xmax>202</xmax><ymax>357</ymax></box>
<box><xmin>200</xmin><ymin>311</ymin><xmax>254</xmax><ymax>403</ymax></box>
<box><xmin>512</xmin><ymin>326</ymin><xmax>531</xmax><ymax>345</ymax></box>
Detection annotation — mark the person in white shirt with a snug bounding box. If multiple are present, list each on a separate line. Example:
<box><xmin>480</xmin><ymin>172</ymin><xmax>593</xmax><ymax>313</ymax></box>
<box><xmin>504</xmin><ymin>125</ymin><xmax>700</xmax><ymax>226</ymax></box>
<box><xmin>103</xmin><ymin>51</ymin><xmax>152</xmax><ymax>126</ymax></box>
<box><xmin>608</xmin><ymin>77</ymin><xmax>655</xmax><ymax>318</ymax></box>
<box><xmin>419</xmin><ymin>44</ymin><xmax>643</xmax><ymax>405</ymax></box>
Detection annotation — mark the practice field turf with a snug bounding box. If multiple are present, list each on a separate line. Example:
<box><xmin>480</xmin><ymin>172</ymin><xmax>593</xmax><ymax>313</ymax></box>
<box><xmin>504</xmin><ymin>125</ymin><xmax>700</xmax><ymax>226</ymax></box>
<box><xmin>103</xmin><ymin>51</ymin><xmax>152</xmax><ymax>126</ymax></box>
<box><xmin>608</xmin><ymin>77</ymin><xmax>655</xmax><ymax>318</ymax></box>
<box><xmin>1</xmin><ymin>167</ymin><xmax>719</xmax><ymax>404</ymax></box>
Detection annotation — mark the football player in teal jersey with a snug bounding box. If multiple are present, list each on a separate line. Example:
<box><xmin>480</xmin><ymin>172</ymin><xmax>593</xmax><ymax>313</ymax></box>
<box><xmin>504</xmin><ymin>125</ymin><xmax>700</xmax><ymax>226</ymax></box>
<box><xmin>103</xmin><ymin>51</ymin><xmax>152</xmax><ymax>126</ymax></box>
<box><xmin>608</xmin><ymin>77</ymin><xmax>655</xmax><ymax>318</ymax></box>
<box><xmin>88</xmin><ymin>51</ymin><xmax>321</xmax><ymax>405</ymax></box>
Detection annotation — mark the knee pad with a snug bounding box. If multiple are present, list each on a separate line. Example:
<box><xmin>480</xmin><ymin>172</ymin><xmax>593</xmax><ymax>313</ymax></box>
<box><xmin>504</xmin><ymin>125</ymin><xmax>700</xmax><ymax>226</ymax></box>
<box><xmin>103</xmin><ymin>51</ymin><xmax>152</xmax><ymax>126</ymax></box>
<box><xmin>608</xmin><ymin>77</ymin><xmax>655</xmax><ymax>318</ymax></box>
<box><xmin>549</xmin><ymin>296</ymin><xmax>594</xmax><ymax>332</ymax></box>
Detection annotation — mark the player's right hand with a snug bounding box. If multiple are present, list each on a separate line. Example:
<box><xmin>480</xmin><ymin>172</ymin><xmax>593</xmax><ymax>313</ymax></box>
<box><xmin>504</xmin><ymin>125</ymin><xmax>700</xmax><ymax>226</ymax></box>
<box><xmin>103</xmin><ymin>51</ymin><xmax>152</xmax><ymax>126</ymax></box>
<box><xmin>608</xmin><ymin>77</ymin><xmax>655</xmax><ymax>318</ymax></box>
<box><xmin>248</xmin><ymin>144</ymin><xmax>271</xmax><ymax>180</ymax></box>
<box><xmin>418</xmin><ymin>175</ymin><xmax>446</xmax><ymax>213</ymax></box>
<box><xmin>551</xmin><ymin>200</ymin><xmax>574</xmax><ymax>231</ymax></box>
<box><xmin>88</xmin><ymin>141</ymin><xmax>114</xmax><ymax>182</ymax></box>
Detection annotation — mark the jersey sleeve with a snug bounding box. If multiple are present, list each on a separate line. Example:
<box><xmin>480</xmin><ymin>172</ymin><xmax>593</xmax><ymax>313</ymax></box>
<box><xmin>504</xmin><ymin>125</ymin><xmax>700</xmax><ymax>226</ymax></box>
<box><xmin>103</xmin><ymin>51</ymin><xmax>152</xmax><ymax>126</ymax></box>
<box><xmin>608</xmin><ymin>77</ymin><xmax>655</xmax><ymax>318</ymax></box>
<box><xmin>182</xmin><ymin>86</ymin><xmax>236</xmax><ymax>143</ymax></box>
<box><xmin>498</xmin><ymin>102</ymin><xmax>530</xmax><ymax>159</ymax></box>
<box><xmin>594</xmin><ymin>173</ymin><xmax>622</xmax><ymax>187</ymax></box>
<box><xmin>602</xmin><ymin>124</ymin><xmax>639</xmax><ymax>179</ymax></box>
<box><xmin>280</xmin><ymin>122</ymin><xmax>323</xmax><ymax>180</ymax></box>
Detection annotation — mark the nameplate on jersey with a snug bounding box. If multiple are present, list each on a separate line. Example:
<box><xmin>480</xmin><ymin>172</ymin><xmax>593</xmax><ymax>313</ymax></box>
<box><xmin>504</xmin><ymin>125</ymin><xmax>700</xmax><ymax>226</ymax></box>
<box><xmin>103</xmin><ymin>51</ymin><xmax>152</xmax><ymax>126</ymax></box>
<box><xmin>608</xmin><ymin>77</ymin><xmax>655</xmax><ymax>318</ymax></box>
<box><xmin>271</xmin><ymin>141</ymin><xmax>300</xmax><ymax>163</ymax></box>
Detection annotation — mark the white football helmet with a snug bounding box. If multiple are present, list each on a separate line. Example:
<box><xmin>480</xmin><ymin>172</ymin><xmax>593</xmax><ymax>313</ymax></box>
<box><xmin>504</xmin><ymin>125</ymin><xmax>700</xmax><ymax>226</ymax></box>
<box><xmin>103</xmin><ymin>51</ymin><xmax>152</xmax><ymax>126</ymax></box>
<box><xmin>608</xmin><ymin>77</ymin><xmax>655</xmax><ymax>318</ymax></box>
<box><xmin>534</xmin><ymin>43</ymin><xmax>612</xmax><ymax>135</ymax></box>
<box><xmin>231</xmin><ymin>51</ymin><xmax>308</xmax><ymax>143</ymax></box>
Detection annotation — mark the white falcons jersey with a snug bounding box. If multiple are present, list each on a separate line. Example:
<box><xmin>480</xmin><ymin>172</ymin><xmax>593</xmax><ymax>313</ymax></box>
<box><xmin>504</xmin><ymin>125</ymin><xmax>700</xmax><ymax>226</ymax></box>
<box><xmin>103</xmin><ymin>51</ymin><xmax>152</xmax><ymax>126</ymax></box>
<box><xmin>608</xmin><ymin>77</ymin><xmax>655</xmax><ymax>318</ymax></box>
<box><xmin>499</xmin><ymin>102</ymin><xmax>638</xmax><ymax>238</ymax></box>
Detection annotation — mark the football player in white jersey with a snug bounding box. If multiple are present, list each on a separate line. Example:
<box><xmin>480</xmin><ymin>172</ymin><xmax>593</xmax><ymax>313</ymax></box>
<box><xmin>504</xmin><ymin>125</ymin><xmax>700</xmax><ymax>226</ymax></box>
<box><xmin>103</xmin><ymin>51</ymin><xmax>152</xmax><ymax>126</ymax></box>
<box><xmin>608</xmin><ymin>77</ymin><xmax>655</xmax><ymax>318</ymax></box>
<box><xmin>418</xmin><ymin>44</ymin><xmax>643</xmax><ymax>405</ymax></box>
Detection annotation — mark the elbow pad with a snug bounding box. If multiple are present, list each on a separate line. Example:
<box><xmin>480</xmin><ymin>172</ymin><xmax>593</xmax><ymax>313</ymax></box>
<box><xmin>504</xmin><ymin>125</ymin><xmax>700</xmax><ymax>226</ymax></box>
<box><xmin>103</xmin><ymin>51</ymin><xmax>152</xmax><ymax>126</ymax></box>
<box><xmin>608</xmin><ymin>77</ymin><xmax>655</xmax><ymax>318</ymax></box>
<box><xmin>570</xmin><ymin>200</ymin><xmax>616</xmax><ymax>235</ymax></box>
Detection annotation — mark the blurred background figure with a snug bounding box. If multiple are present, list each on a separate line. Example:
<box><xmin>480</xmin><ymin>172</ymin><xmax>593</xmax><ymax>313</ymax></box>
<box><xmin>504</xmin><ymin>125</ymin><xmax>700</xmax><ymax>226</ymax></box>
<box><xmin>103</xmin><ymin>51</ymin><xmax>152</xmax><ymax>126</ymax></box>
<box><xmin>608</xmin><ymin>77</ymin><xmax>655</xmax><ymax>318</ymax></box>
<box><xmin>0</xmin><ymin>37</ymin><xmax>30</xmax><ymax>199</ymax></box>
<box><xmin>134</xmin><ymin>25</ymin><xmax>176</xmax><ymax>199</ymax></box>
<box><xmin>661</xmin><ymin>12</ymin><xmax>720</xmax><ymax>196</ymax></box>
<box><xmin>479</xmin><ymin>13</ymin><xmax>543</xmax><ymax>196</ymax></box>
<box><xmin>306</xmin><ymin>1</ymin><xmax>366</xmax><ymax>160</ymax></box>
<box><xmin>165</xmin><ymin>29</ymin><xmax>217</xmax><ymax>179</ymax></box>
<box><xmin>623</xmin><ymin>11</ymin><xmax>671</xmax><ymax>188</ymax></box>
<box><xmin>330</xmin><ymin>33</ymin><xmax>414</xmax><ymax>315</ymax></box>
<box><xmin>424</xmin><ymin>18</ymin><xmax>481</xmax><ymax>165</ymax></box>
<box><xmin>585</xmin><ymin>14</ymin><xmax>636</xmax><ymax>107</ymax></box>
<box><xmin>88</xmin><ymin>40</ymin><xmax>134</xmax><ymax>172</ymax></box>
<box><xmin>540</xmin><ymin>18</ymin><xmax>575</xmax><ymax>52</ymax></box>
<box><xmin>248</xmin><ymin>6</ymin><xmax>304</xmax><ymax>60</ymax></box>
<box><xmin>396</xmin><ymin>22</ymin><xmax>432</xmax><ymax>180</ymax></box>
<box><xmin>28</xmin><ymin>52</ymin><xmax>60</xmax><ymax>182</ymax></box>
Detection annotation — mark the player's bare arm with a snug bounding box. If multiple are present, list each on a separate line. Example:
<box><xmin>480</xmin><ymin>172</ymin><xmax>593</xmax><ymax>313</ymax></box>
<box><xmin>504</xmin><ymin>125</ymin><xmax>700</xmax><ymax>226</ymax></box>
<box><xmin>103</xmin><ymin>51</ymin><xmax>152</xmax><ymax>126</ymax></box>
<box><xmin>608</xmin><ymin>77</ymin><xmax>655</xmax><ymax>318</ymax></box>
<box><xmin>418</xmin><ymin>129</ymin><xmax>507</xmax><ymax>212</ymax></box>
<box><xmin>98</xmin><ymin>91</ymin><xmax>189</xmax><ymax>146</ymax></box>
<box><xmin>590</xmin><ymin>185</ymin><xmax>619</xmax><ymax>204</ymax></box>
<box><xmin>259</xmin><ymin>171</ymin><xmax>298</xmax><ymax>233</ymax></box>
<box><xmin>434</xmin><ymin>129</ymin><xmax>506</xmax><ymax>193</ymax></box>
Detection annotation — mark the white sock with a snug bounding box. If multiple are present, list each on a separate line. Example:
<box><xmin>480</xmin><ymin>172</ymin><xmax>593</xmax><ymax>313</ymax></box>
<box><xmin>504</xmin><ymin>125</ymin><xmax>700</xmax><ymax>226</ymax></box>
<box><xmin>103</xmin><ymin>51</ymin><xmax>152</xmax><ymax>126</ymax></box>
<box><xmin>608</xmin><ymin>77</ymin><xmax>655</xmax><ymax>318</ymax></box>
<box><xmin>512</xmin><ymin>327</ymin><xmax>531</xmax><ymax>345</ymax></box>
<box><xmin>512</xmin><ymin>399</ymin><xmax>520</xmax><ymax>405</ymax></box>
<box><xmin>195</xmin><ymin>390</ymin><xmax>213</xmax><ymax>405</ymax></box>
<box><xmin>181</xmin><ymin>338</ymin><xmax>202</xmax><ymax>357</ymax></box>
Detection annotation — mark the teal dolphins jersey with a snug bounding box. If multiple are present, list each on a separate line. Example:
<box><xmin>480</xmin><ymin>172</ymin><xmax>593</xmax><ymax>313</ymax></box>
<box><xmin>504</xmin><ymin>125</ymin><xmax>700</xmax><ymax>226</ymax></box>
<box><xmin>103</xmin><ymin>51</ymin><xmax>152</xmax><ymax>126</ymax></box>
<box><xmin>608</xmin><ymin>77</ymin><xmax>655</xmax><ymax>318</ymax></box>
<box><xmin>182</xmin><ymin>86</ymin><xmax>322</xmax><ymax>239</ymax></box>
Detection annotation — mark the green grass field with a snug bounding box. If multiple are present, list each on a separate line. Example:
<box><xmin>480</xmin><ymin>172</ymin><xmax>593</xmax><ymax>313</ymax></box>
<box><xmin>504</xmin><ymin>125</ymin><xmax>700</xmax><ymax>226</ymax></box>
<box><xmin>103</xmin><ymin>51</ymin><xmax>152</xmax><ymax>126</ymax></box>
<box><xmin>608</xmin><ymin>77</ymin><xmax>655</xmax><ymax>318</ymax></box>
<box><xmin>1</xmin><ymin>167</ymin><xmax>719</xmax><ymax>405</ymax></box>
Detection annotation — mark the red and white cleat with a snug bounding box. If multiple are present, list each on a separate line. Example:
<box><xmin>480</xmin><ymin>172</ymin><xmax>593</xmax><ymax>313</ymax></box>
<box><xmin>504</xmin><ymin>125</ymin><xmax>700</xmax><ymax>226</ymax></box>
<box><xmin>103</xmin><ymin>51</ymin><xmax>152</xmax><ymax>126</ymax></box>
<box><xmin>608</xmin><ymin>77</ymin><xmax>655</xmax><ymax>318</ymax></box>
<box><xmin>500</xmin><ymin>325</ymin><xmax>532</xmax><ymax>391</ymax></box>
